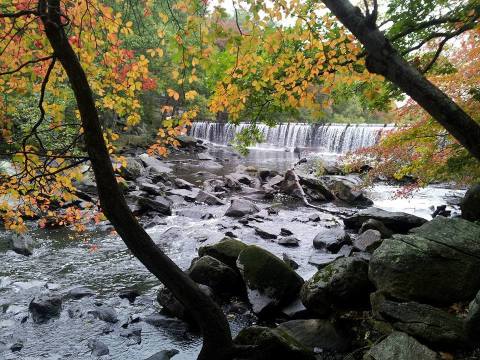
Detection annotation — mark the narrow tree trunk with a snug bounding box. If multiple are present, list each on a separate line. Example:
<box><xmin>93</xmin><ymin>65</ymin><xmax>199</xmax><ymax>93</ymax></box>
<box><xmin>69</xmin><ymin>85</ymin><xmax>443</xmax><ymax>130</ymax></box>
<box><xmin>39</xmin><ymin>1</ymin><xmax>233</xmax><ymax>358</ymax></box>
<box><xmin>321</xmin><ymin>0</ymin><xmax>480</xmax><ymax>161</ymax></box>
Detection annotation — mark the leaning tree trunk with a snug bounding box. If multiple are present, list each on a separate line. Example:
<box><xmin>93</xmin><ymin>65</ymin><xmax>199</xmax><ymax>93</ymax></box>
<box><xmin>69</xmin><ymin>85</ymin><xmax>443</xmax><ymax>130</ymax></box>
<box><xmin>39</xmin><ymin>1</ymin><xmax>233</xmax><ymax>359</ymax></box>
<box><xmin>321</xmin><ymin>0</ymin><xmax>480</xmax><ymax>161</ymax></box>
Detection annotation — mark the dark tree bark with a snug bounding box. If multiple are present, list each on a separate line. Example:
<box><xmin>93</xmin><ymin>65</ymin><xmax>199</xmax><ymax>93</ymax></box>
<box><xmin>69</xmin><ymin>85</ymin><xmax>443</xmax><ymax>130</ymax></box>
<box><xmin>321</xmin><ymin>0</ymin><xmax>480</xmax><ymax>161</ymax></box>
<box><xmin>38</xmin><ymin>1</ymin><xmax>233</xmax><ymax>359</ymax></box>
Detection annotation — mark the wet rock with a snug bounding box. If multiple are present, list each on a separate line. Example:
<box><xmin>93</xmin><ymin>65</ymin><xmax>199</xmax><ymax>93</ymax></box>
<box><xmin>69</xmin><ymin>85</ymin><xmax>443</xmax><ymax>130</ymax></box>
<box><xmin>344</xmin><ymin>207</ymin><xmax>427</xmax><ymax>234</ymax></box>
<box><xmin>188</xmin><ymin>256</ymin><xmax>243</xmax><ymax>297</ymax></box>
<box><xmin>137</xmin><ymin>196</ymin><xmax>172</xmax><ymax>215</ymax></box>
<box><xmin>144</xmin><ymin>349</ymin><xmax>180</xmax><ymax>360</ymax></box>
<box><xmin>465</xmin><ymin>290</ymin><xmax>480</xmax><ymax>344</ymax></box>
<box><xmin>301</xmin><ymin>257</ymin><xmax>371</xmax><ymax>316</ymax></box>
<box><xmin>9</xmin><ymin>234</ymin><xmax>34</xmax><ymax>256</ymax></box>
<box><xmin>369</xmin><ymin>217</ymin><xmax>480</xmax><ymax>304</ymax></box>
<box><xmin>197</xmin><ymin>152</ymin><xmax>215</xmax><ymax>161</ymax></box>
<box><xmin>280</xmin><ymin>297</ymin><xmax>309</xmax><ymax>319</ymax></box>
<box><xmin>176</xmin><ymin>208</ymin><xmax>213</xmax><ymax>220</ymax></box>
<box><xmin>277</xmin><ymin>319</ymin><xmax>352</xmax><ymax>353</ymax></box>
<box><xmin>195</xmin><ymin>190</ymin><xmax>225</xmax><ymax>205</ymax></box>
<box><xmin>278</xmin><ymin>236</ymin><xmax>300</xmax><ymax>247</ymax></box>
<box><xmin>364</xmin><ymin>331</ymin><xmax>438</xmax><ymax>360</ymax></box>
<box><xmin>139</xmin><ymin>182</ymin><xmax>164</xmax><ymax>196</ymax></box>
<box><xmin>139</xmin><ymin>153</ymin><xmax>172</xmax><ymax>174</ymax></box>
<box><xmin>172</xmin><ymin>177</ymin><xmax>194</xmax><ymax>190</ymax></box>
<box><xmin>167</xmin><ymin>188</ymin><xmax>199</xmax><ymax>202</ymax></box>
<box><xmin>177</xmin><ymin>134</ymin><xmax>197</xmax><ymax>147</ymax></box>
<box><xmin>258</xmin><ymin>169</ymin><xmax>279</xmax><ymax>182</ymax></box>
<box><xmin>337</xmin><ymin>245</ymin><xmax>353</xmax><ymax>257</ymax></box>
<box><xmin>266</xmin><ymin>174</ymin><xmax>284</xmax><ymax>188</ymax></box>
<box><xmin>203</xmin><ymin>178</ymin><xmax>227</xmax><ymax>193</ymax></box>
<box><xmin>308</xmin><ymin>253</ymin><xmax>342</xmax><ymax>268</ymax></box>
<box><xmin>432</xmin><ymin>205</ymin><xmax>451</xmax><ymax>218</ymax></box>
<box><xmin>327</xmin><ymin>178</ymin><xmax>373</xmax><ymax>206</ymax></box>
<box><xmin>359</xmin><ymin>218</ymin><xmax>393</xmax><ymax>238</ymax></box>
<box><xmin>224</xmin><ymin>175</ymin><xmax>243</xmax><ymax>190</ymax></box>
<box><xmin>67</xmin><ymin>286</ymin><xmax>95</xmax><ymax>300</ymax></box>
<box><xmin>89</xmin><ymin>306</ymin><xmax>118</xmax><ymax>323</ymax></box>
<box><xmin>461</xmin><ymin>183</ymin><xmax>480</xmax><ymax>222</ymax></box>
<box><xmin>280</xmin><ymin>228</ymin><xmax>293</xmax><ymax>236</ymax></box>
<box><xmin>375</xmin><ymin>299</ymin><xmax>468</xmax><ymax>349</ymax></box>
<box><xmin>225</xmin><ymin>198</ymin><xmax>260</xmax><ymax>217</ymax></box>
<box><xmin>29</xmin><ymin>295</ymin><xmax>62</xmax><ymax>323</ymax></box>
<box><xmin>353</xmin><ymin>229</ymin><xmax>382</xmax><ymax>253</ymax></box>
<box><xmin>234</xmin><ymin>326</ymin><xmax>315</xmax><ymax>360</ymax></box>
<box><xmin>282</xmin><ymin>253</ymin><xmax>300</xmax><ymax>270</ymax></box>
<box><xmin>236</xmin><ymin>245</ymin><xmax>304</xmax><ymax>316</ymax></box>
<box><xmin>119</xmin><ymin>157</ymin><xmax>144</xmax><ymax>180</ymax></box>
<box><xmin>120</xmin><ymin>326</ymin><xmax>142</xmax><ymax>344</ymax></box>
<box><xmin>10</xmin><ymin>341</ymin><xmax>23</xmax><ymax>352</ymax></box>
<box><xmin>87</xmin><ymin>339</ymin><xmax>110</xmax><ymax>356</ymax></box>
<box><xmin>312</xmin><ymin>227</ymin><xmax>351</xmax><ymax>253</ymax></box>
<box><xmin>254</xmin><ymin>226</ymin><xmax>277</xmax><ymax>240</ymax></box>
<box><xmin>119</xmin><ymin>289</ymin><xmax>141</xmax><ymax>304</ymax></box>
<box><xmin>298</xmin><ymin>175</ymin><xmax>335</xmax><ymax>202</ymax></box>
<box><xmin>198</xmin><ymin>237</ymin><xmax>248</xmax><ymax>269</ymax></box>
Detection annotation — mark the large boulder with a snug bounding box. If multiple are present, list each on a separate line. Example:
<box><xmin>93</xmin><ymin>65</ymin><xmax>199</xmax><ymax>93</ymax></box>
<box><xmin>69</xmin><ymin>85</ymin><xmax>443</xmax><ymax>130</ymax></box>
<box><xmin>297</xmin><ymin>175</ymin><xmax>335</xmax><ymax>202</ymax></box>
<box><xmin>359</xmin><ymin>218</ymin><xmax>393</xmax><ymax>239</ymax></box>
<box><xmin>188</xmin><ymin>256</ymin><xmax>244</xmax><ymax>297</ymax></box>
<box><xmin>198</xmin><ymin>237</ymin><xmax>248</xmax><ymax>269</ymax></box>
<box><xmin>137</xmin><ymin>196</ymin><xmax>172</xmax><ymax>215</ymax></box>
<box><xmin>234</xmin><ymin>326</ymin><xmax>315</xmax><ymax>360</ymax></box>
<box><xmin>327</xmin><ymin>178</ymin><xmax>373</xmax><ymax>207</ymax></box>
<box><xmin>301</xmin><ymin>257</ymin><xmax>372</xmax><ymax>316</ymax></box>
<box><xmin>312</xmin><ymin>227</ymin><xmax>351</xmax><ymax>253</ymax></box>
<box><xmin>9</xmin><ymin>234</ymin><xmax>34</xmax><ymax>256</ymax></box>
<box><xmin>276</xmin><ymin>319</ymin><xmax>352</xmax><ymax>353</ymax></box>
<box><xmin>119</xmin><ymin>157</ymin><xmax>144</xmax><ymax>180</ymax></box>
<box><xmin>225</xmin><ymin>199</ymin><xmax>260</xmax><ymax>217</ymax></box>
<box><xmin>236</xmin><ymin>245</ymin><xmax>304</xmax><ymax>316</ymax></box>
<box><xmin>138</xmin><ymin>153</ymin><xmax>172</xmax><ymax>174</ymax></box>
<box><xmin>374</xmin><ymin>299</ymin><xmax>468</xmax><ymax>349</ymax></box>
<box><xmin>465</xmin><ymin>290</ymin><xmax>480</xmax><ymax>344</ymax></box>
<box><xmin>195</xmin><ymin>190</ymin><xmax>225</xmax><ymax>205</ymax></box>
<box><xmin>461</xmin><ymin>183</ymin><xmax>480</xmax><ymax>222</ymax></box>
<box><xmin>369</xmin><ymin>217</ymin><xmax>480</xmax><ymax>304</ymax></box>
<box><xmin>353</xmin><ymin>229</ymin><xmax>382</xmax><ymax>253</ymax></box>
<box><xmin>29</xmin><ymin>295</ymin><xmax>62</xmax><ymax>323</ymax></box>
<box><xmin>364</xmin><ymin>332</ymin><xmax>438</xmax><ymax>360</ymax></box>
<box><xmin>344</xmin><ymin>207</ymin><xmax>427</xmax><ymax>234</ymax></box>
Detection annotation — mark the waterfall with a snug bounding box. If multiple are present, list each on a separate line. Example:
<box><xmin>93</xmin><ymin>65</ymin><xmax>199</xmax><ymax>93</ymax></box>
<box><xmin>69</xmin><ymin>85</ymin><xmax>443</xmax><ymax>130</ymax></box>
<box><xmin>189</xmin><ymin>122</ymin><xmax>395</xmax><ymax>154</ymax></box>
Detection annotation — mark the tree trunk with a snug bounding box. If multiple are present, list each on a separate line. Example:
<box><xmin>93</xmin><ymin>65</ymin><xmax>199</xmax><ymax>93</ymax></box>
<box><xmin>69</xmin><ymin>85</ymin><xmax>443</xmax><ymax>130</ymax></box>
<box><xmin>321</xmin><ymin>0</ymin><xmax>480</xmax><ymax>161</ymax></box>
<box><xmin>39</xmin><ymin>1</ymin><xmax>233</xmax><ymax>358</ymax></box>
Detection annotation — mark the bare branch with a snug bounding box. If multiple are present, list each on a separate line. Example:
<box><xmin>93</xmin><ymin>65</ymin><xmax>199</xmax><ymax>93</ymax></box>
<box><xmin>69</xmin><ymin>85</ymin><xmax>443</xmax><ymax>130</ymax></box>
<box><xmin>0</xmin><ymin>55</ymin><xmax>54</xmax><ymax>76</ymax></box>
<box><xmin>0</xmin><ymin>10</ymin><xmax>38</xmax><ymax>18</ymax></box>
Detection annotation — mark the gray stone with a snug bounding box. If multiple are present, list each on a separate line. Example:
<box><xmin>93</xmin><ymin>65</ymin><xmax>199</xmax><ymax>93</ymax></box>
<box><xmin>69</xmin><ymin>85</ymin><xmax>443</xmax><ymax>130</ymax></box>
<box><xmin>139</xmin><ymin>154</ymin><xmax>172</xmax><ymax>174</ymax></box>
<box><xmin>225</xmin><ymin>198</ymin><xmax>260</xmax><ymax>217</ymax></box>
<box><xmin>354</xmin><ymin>229</ymin><xmax>382</xmax><ymax>253</ymax></box>
<box><xmin>139</xmin><ymin>182</ymin><xmax>164</xmax><ymax>196</ymax></box>
<box><xmin>301</xmin><ymin>257</ymin><xmax>371</xmax><ymax>316</ymax></box>
<box><xmin>307</xmin><ymin>253</ymin><xmax>342</xmax><ymax>268</ymax></box>
<box><xmin>278</xmin><ymin>236</ymin><xmax>300</xmax><ymax>247</ymax></box>
<box><xmin>176</xmin><ymin>209</ymin><xmax>213</xmax><ymax>220</ymax></box>
<box><xmin>198</xmin><ymin>237</ymin><xmax>248</xmax><ymax>269</ymax></box>
<box><xmin>119</xmin><ymin>157</ymin><xmax>144</xmax><ymax>180</ymax></box>
<box><xmin>29</xmin><ymin>295</ymin><xmax>62</xmax><ymax>323</ymax></box>
<box><xmin>195</xmin><ymin>190</ymin><xmax>225</xmax><ymax>205</ymax></box>
<box><xmin>9</xmin><ymin>234</ymin><xmax>34</xmax><ymax>256</ymax></box>
<box><xmin>359</xmin><ymin>218</ymin><xmax>393</xmax><ymax>238</ymax></box>
<box><xmin>461</xmin><ymin>183</ymin><xmax>480</xmax><ymax>222</ymax></box>
<box><xmin>282</xmin><ymin>253</ymin><xmax>300</xmax><ymax>270</ymax></box>
<box><xmin>88</xmin><ymin>306</ymin><xmax>118</xmax><ymax>323</ymax></box>
<box><xmin>237</xmin><ymin>245</ymin><xmax>304</xmax><ymax>316</ymax></box>
<box><xmin>327</xmin><ymin>178</ymin><xmax>373</xmax><ymax>206</ymax></box>
<box><xmin>277</xmin><ymin>319</ymin><xmax>351</xmax><ymax>353</ymax></box>
<box><xmin>137</xmin><ymin>196</ymin><xmax>172</xmax><ymax>215</ymax></box>
<box><xmin>369</xmin><ymin>217</ymin><xmax>480</xmax><ymax>304</ymax></box>
<box><xmin>254</xmin><ymin>226</ymin><xmax>277</xmax><ymax>240</ymax></box>
<box><xmin>144</xmin><ymin>349</ymin><xmax>179</xmax><ymax>360</ymax></box>
<box><xmin>344</xmin><ymin>207</ymin><xmax>427</xmax><ymax>234</ymax></box>
<box><xmin>67</xmin><ymin>286</ymin><xmax>95</xmax><ymax>300</ymax></box>
<box><xmin>313</xmin><ymin>227</ymin><xmax>351</xmax><ymax>253</ymax></box>
<box><xmin>465</xmin><ymin>290</ymin><xmax>480</xmax><ymax>344</ymax></box>
<box><xmin>87</xmin><ymin>339</ymin><xmax>110</xmax><ymax>356</ymax></box>
<box><xmin>197</xmin><ymin>152</ymin><xmax>215</xmax><ymax>161</ymax></box>
<box><xmin>364</xmin><ymin>332</ymin><xmax>437</xmax><ymax>360</ymax></box>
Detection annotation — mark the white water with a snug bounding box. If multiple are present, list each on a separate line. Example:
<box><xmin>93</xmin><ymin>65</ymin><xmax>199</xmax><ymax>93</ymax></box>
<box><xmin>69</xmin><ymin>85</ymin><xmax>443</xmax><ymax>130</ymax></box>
<box><xmin>189</xmin><ymin>122</ymin><xmax>395</xmax><ymax>154</ymax></box>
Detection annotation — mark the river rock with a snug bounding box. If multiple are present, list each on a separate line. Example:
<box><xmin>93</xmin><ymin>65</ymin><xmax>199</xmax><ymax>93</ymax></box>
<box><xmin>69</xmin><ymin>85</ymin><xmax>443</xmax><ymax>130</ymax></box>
<box><xmin>298</xmin><ymin>175</ymin><xmax>335</xmax><ymax>201</ymax></box>
<box><xmin>195</xmin><ymin>190</ymin><xmax>225</xmax><ymax>205</ymax></box>
<box><xmin>29</xmin><ymin>295</ymin><xmax>62</xmax><ymax>323</ymax></box>
<box><xmin>312</xmin><ymin>227</ymin><xmax>351</xmax><ymax>253</ymax></box>
<box><xmin>203</xmin><ymin>178</ymin><xmax>227</xmax><ymax>193</ymax></box>
<box><xmin>89</xmin><ymin>306</ymin><xmax>118</xmax><ymax>323</ymax></box>
<box><xmin>461</xmin><ymin>183</ymin><xmax>480</xmax><ymax>222</ymax></box>
<box><xmin>254</xmin><ymin>226</ymin><xmax>277</xmax><ymax>240</ymax></box>
<box><xmin>369</xmin><ymin>217</ymin><xmax>480</xmax><ymax>304</ymax></box>
<box><xmin>120</xmin><ymin>157</ymin><xmax>144</xmax><ymax>180</ymax></box>
<box><xmin>364</xmin><ymin>331</ymin><xmax>438</xmax><ymax>360</ymax></box>
<box><xmin>188</xmin><ymin>256</ymin><xmax>243</xmax><ymax>297</ymax></box>
<box><xmin>353</xmin><ymin>229</ymin><xmax>382</xmax><ymax>253</ymax></box>
<box><xmin>225</xmin><ymin>198</ymin><xmax>260</xmax><ymax>217</ymax></box>
<box><xmin>236</xmin><ymin>245</ymin><xmax>304</xmax><ymax>316</ymax></box>
<box><xmin>167</xmin><ymin>188</ymin><xmax>199</xmax><ymax>202</ymax></box>
<box><xmin>301</xmin><ymin>257</ymin><xmax>371</xmax><ymax>316</ymax></box>
<box><xmin>375</xmin><ymin>299</ymin><xmax>468</xmax><ymax>349</ymax></box>
<box><xmin>327</xmin><ymin>178</ymin><xmax>373</xmax><ymax>206</ymax></box>
<box><xmin>119</xmin><ymin>288</ymin><xmax>141</xmax><ymax>303</ymax></box>
<box><xmin>176</xmin><ymin>208</ymin><xmax>213</xmax><ymax>220</ymax></box>
<box><xmin>137</xmin><ymin>196</ymin><xmax>172</xmax><ymax>215</ymax></box>
<box><xmin>87</xmin><ymin>339</ymin><xmax>110</xmax><ymax>356</ymax></box>
<box><xmin>144</xmin><ymin>349</ymin><xmax>180</xmax><ymax>360</ymax></box>
<box><xmin>359</xmin><ymin>218</ymin><xmax>393</xmax><ymax>238</ymax></box>
<box><xmin>276</xmin><ymin>319</ymin><xmax>352</xmax><ymax>353</ymax></box>
<box><xmin>465</xmin><ymin>290</ymin><xmax>480</xmax><ymax>344</ymax></box>
<box><xmin>282</xmin><ymin>253</ymin><xmax>300</xmax><ymax>270</ymax></box>
<box><xmin>278</xmin><ymin>236</ymin><xmax>300</xmax><ymax>247</ymax></box>
<box><xmin>9</xmin><ymin>234</ymin><xmax>34</xmax><ymax>256</ymax></box>
<box><xmin>139</xmin><ymin>153</ymin><xmax>172</xmax><ymax>174</ymax></box>
<box><xmin>308</xmin><ymin>253</ymin><xmax>342</xmax><ymax>268</ymax></box>
<box><xmin>344</xmin><ymin>207</ymin><xmax>427</xmax><ymax>234</ymax></box>
<box><xmin>234</xmin><ymin>326</ymin><xmax>315</xmax><ymax>360</ymax></box>
<box><xmin>177</xmin><ymin>134</ymin><xmax>197</xmax><ymax>147</ymax></box>
<box><xmin>198</xmin><ymin>237</ymin><xmax>248</xmax><ymax>269</ymax></box>
<box><xmin>139</xmin><ymin>182</ymin><xmax>164</xmax><ymax>196</ymax></box>
<box><xmin>67</xmin><ymin>286</ymin><xmax>95</xmax><ymax>299</ymax></box>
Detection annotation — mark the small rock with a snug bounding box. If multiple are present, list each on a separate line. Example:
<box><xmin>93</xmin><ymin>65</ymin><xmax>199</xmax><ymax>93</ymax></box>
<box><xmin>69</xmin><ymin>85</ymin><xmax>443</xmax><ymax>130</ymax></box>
<box><xmin>67</xmin><ymin>286</ymin><xmax>95</xmax><ymax>300</ymax></box>
<box><xmin>87</xmin><ymin>339</ymin><xmax>110</xmax><ymax>356</ymax></box>
<box><xmin>278</xmin><ymin>236</ymin><xmax>300</xmax><ymax>247</ymax></box>
<box><xmin>225</xmin><ymin>198</ymin><xmax>260</xmax><ymax>217</ymax></box>
<box><xmin>282</xmin><ymin>253</ymin><xmax>299</xmax><ymax>270</ymax></box>
<box><xmin>254</xmin><ymin>226</ymin><xmax>277</xmax><ymax>240</ymax></box>
<box><xmin>364</xmin><ymin>331</ymin><xmax>437</xmax><ymax>360</ymax></box>
<box><xmin>353</xmin><ymin>229</ymin><xmax>382</xmax><ymax>253</ymax></box>
<box><xmin>29</xmin><ymin>295</ymin><xmax>62</xmax><ymax>323</ymax></box>
<box><xmin>307</xmin><ymin>253</ymin><xmax>342</xmax><ymax>268</ymax></box>
<box><xmin>144</xmin><ymin>349</ymin><xmax>180</xmax><ymax>360</ymax></box>
<box><xmin>137</xmin><ymin>196</ymin><xmax>172</xmax><ymax>215</ymax></box>
<box><xmin>119</xmin><ymin>289</ymin><xmax>141</xmax><ymax>304</ymax></box>
<box><xmin>198</xmin><ymin>237</ymin><xmax>248</xmax><ymax>269</ymax></box>
<box><xmin>195</xmin><ymin>190</ymin><xmax>225</xmax><ymax>205</ymax></box>
<box><xmin>10</xmin><ymin>341</ymin><xmax>23</xmax><ymax>352</ymax></box>
<box><xmin>120</xmin><ymin>326</ymin><xmax>142</xmax><ymax>344</ymax></box>
<box><xmin>88</xmin><ymin>306</ymin><xmax>118</xmax><ymax>323</ymax></box>
<box><xmin>359</xmin><ymin>218</ymin><xmax>393</xmax><ymax>238</ymax></box>
<box><xmin>313</xmin><ymin>227</ymin><xmax>351</xmax><ymax>253</ymax></box>
<box><xmin>280</xmin><ymin>228</ymin><xmax>293</xmax><ymax>236</ymax></box>
<box><xmin>9</xmin><ymin>234</ymin><xmax>34</xmax><ymax>256</ymax></box>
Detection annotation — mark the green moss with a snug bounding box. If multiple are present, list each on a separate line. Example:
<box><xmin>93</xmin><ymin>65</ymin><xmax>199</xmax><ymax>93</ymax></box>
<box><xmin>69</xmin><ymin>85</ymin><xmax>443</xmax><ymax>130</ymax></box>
<box><xmin>198</xmin><ymin>237</ymin><xmax>248</xmax><ymax>268</ymax></box>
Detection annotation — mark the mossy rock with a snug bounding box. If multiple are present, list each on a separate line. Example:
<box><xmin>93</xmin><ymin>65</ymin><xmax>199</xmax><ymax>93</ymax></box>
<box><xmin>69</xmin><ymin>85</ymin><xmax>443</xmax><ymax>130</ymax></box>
<box><xmin>198</xmin><ymin>237</ymin><xmax>248</xmax><ymax>269</ymax></box>
<box><xmin>237</xmin><ymin>245</ymin><xmax>303</xmax><ymax>316</ymax></box>
<box><xmin>234</xmin><ymin>326</ymin><xmax>315</xmax><ymax>360</ymax></box>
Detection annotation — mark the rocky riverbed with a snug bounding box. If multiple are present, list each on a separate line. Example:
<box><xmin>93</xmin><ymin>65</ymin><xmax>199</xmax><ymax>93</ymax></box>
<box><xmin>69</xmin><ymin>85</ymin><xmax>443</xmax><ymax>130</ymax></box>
<box><xmin>0</xmin><ymin>139</ymin><xmax>477</xmax><ymax>359</ymax></box>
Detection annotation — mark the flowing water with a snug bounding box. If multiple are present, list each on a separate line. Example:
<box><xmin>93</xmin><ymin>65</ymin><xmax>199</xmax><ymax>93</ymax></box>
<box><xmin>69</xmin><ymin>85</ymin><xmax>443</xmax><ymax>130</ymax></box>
<box><xmin>0</xmin><ymin>144</ymin><xmax>465</xmax><ymax>360</ymax></box>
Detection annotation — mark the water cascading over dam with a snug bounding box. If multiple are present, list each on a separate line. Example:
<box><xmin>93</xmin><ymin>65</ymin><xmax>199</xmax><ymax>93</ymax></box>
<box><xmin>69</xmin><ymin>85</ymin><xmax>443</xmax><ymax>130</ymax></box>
<box><xmin>189</xmin><ymin>122</ymin><xmax>395</xmax><ymax>154</ymax></box>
